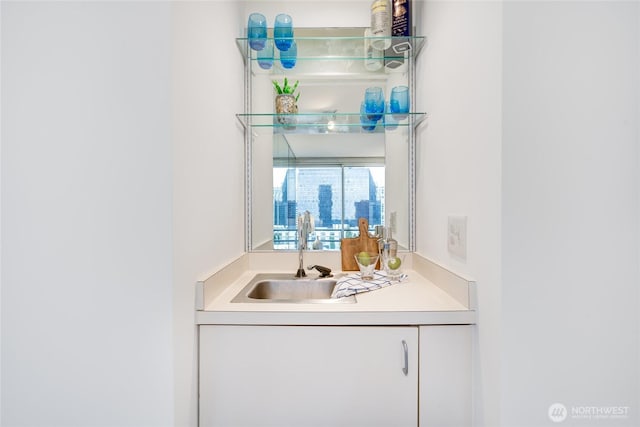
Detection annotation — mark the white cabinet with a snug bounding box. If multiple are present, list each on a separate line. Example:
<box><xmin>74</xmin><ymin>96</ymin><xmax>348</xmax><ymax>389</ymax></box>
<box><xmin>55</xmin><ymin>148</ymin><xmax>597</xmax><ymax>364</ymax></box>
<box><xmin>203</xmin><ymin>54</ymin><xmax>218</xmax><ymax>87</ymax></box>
<box><xmin>419</xmin><ymin>325</ymin><xmax>472</xmax><ymax>427</ymax></box>
<box><xmin>199</xmin><ymin>325</ymin><xmax>418</xmax><ymax>427</ymax></box>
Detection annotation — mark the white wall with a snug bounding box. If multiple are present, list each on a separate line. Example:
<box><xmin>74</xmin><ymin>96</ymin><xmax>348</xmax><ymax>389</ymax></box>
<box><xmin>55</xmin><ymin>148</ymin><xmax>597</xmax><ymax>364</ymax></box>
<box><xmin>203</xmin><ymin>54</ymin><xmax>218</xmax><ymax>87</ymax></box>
<box><xmin>502</xmin><ymin>2</ymin><xmax>639</xmax><ymax>426</ymax></box>
<box><xmin>1</xmin><ymin>1</ymin><xmax>173</xmax><ymax>426</ymax></box>
<box><xmin>416</xmin><ymin>2</ymin><xmax>503</xmax><ymax>426</ymax></box>
<box><xmin>171</xmin><ymin>1</ymin><xmax>245</xmax><ymax>426</ymax></box>
<box><xmin>0</xmin><ymin>2</ymin><xmax>3</xmax><ymax>418</ymax></box>
<box><xmin>239</xmin><ymin>0</ymin><xmax>371</xmax><ymax>29</ymax></box>
<box><xmin>419</xmin><ymin>2</ymin><xmax>639</xmax><ymax>427</ymax></box>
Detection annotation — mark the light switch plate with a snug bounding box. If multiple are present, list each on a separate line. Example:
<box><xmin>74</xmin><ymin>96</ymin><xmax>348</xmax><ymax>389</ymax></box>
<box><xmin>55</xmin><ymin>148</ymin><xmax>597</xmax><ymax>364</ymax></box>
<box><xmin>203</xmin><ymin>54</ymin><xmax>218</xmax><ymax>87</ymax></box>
<box><xmin>448</xmin><ymin>215</ymin><xmax>467</xmax><ymax>260</ymax></box>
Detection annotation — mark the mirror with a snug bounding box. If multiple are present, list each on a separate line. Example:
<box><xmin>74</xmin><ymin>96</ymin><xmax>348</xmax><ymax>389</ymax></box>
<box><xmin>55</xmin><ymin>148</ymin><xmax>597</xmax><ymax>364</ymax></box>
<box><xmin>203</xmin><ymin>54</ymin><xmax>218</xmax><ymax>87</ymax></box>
<box><xmin>244</xmin><ymin>28</ymin><xmax>415</xmax><ymax>252</ymax></box>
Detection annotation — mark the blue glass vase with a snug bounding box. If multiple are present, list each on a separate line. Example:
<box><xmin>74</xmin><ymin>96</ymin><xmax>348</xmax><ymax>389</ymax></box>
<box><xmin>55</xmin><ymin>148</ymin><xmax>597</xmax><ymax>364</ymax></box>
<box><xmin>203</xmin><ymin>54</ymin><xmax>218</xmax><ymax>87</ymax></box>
<box><xmin>257</xmin><ymin>39</ymin><xmax>274</xmax><ymax>70</ymax></box>
<box><xmin>364</xmin><ymin>87</ymin><xmax>385</xmax><ymax>122</ymax></box>
<box><xmin>247</xmin><ymin>13</ymin><xmax>267</xmax><ymax>51</ymax></box>
<box><xmin>390</xmin><ymin>85</ymin><xmax>410</xmax><ymax>120</ymax></box>
<box><xmin>360</xmin><ymin>101</ymin><xmax>377</xmax><ymax>132</ymax></box>
<box><xmin>274</xmin><ymin>13</ymin><xmax>294</xmax><ymax>51</ymax></box>
<box><xmin>279</xmin><ymin>41</ymin><xmax>297</xmax><ymax>69</ymax></box>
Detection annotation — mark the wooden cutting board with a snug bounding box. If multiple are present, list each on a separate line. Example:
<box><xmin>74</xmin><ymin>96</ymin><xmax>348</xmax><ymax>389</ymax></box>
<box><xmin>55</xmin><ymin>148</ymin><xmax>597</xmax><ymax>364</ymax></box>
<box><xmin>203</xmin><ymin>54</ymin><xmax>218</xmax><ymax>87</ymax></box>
<box><xmin>341</xmin><ymin>217</ymin><xmax>380</xmax><ymax>271</ymax></box>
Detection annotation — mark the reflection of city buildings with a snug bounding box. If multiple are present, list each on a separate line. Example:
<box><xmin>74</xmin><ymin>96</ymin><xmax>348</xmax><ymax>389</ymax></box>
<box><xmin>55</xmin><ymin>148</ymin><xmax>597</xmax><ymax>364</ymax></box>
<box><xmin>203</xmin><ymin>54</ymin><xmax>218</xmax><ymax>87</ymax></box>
<box><xmin>318</xmin><ymin>184</ymin><xmax>333</xmax><ymax>227</ymax></box>
<box><xmin>273</xmin><ymin>167</ymin><xmax>383</xmax><ymax>232</ymax></box>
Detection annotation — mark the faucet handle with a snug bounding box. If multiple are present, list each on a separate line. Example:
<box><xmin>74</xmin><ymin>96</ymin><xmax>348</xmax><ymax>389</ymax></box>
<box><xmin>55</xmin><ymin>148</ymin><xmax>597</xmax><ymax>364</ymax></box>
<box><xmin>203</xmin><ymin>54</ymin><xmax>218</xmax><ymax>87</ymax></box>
<box><xmin>307</xmin><ymin>265</ymin><xmax>332</xmax><ymax>278</ymax></box>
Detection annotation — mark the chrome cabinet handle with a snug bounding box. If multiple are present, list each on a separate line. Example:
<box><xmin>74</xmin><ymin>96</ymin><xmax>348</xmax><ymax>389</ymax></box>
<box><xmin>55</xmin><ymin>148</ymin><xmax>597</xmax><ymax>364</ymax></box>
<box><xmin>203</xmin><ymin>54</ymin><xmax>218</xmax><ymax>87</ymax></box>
<box><xmin>402</xmin><ymin>340</ymin><xmax>409</xmax><ymax>376</ymax></box>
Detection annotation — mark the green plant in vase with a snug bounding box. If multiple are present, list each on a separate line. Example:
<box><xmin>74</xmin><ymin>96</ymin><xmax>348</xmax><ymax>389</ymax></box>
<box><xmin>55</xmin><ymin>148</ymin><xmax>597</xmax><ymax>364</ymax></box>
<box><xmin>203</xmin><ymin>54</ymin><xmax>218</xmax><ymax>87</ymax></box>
<box><xmin>273</xmin><ymin>77</ymin><xmax>300</xmax><ymax>101</ymax></box>
<box><xmin>273</xmin><ymin>77</ymin><xmax>300</xmax><ymax>128</ymax></box>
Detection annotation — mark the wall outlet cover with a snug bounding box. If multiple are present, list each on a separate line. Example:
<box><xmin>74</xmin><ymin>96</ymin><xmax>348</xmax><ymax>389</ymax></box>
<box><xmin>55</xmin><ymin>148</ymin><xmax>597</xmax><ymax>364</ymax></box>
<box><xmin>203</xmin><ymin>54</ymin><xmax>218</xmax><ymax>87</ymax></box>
<box><xmin>448</xmin><ymin>215</ymin><xmax>467</xmax><ymax>260</ymax></box>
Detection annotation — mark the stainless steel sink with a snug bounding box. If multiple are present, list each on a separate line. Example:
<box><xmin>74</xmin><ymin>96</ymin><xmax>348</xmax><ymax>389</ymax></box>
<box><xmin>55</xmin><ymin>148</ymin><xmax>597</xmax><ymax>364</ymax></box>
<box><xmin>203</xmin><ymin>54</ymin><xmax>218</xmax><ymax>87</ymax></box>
<box><xmin>231</xmin><ymin>273</ymin><xmax>355</xmax><ymax>303</ymax></box>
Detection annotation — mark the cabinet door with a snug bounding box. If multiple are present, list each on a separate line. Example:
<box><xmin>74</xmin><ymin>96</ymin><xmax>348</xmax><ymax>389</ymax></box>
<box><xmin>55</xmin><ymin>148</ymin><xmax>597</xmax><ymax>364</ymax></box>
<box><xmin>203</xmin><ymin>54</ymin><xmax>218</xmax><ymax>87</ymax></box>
<box><xmin>200</xmin><ymin>325</ymin><xmax>418</xmax><ymax>427</ymax></box>
<box><xmin>419</xmin><ymin>325</ymin><xmax>472</xmax><ymax>427</ymax></box>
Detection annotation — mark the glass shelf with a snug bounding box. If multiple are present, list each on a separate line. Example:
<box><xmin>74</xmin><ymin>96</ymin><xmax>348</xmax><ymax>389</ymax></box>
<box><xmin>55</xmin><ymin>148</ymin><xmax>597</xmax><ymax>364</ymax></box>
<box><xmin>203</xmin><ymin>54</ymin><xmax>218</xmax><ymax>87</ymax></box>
<box><xmin>235</xmin><ymin>112</ymin><xmax>426</xmax><ymax>133</ymax></box>
<box><xmin>236</xmin><ymin>27</ymin><xmax>426</xmax><ymax>64</ymax></box>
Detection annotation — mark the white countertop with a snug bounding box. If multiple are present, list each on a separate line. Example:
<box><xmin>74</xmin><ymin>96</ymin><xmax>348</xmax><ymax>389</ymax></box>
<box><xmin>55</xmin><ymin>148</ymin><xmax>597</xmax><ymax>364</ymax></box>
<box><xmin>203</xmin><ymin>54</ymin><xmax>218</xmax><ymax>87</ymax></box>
<box><xmin>195</xmin><ymin>252</ymin><xmax>477</xmax><ymax>326</ymax></box>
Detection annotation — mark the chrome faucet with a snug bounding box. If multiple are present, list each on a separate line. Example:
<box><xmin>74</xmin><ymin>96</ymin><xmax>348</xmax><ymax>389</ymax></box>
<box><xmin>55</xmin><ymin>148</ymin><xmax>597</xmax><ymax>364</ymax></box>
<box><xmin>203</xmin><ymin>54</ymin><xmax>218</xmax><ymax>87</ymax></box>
<box><xmin>295</xmin><ymin>211</ymin><xmax>313</xmax><ymax>277</ymax></box>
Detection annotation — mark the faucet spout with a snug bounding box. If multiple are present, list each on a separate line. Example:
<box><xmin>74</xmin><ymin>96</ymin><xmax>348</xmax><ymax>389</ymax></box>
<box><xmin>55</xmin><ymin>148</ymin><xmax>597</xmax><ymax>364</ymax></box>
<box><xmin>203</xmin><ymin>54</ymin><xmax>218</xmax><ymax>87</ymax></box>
<box><xmin>295</xmin><ymin>211</ymin><xmax>313</xmax><ymax>277</ymax></box>
<box><xmin>295</xmin><ymin>244</ymin><xmax>307</xmax><ymax>276</ymax></box>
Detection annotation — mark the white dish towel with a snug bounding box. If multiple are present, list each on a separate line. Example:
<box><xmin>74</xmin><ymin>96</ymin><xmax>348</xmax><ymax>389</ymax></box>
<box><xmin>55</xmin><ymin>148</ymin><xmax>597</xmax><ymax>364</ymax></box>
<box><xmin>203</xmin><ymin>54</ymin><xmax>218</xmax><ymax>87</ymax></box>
<box><xmin>331</xmin><ymin>271</ymin><xmax>408</xmax><ymax>299</ymax></box>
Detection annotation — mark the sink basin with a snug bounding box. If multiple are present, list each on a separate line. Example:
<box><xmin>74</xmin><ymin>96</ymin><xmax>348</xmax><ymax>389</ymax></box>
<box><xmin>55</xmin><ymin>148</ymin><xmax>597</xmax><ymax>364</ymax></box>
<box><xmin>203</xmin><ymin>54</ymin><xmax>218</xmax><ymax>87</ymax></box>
<box><xmin>249</xmin><ymin>279</ymin><xmax>336</xmax><ymax>299</ymax></box>
<box><xmin>231</xmin><ymin>273</ymin><xmax>355</xmax><ymax>303</ymax></box>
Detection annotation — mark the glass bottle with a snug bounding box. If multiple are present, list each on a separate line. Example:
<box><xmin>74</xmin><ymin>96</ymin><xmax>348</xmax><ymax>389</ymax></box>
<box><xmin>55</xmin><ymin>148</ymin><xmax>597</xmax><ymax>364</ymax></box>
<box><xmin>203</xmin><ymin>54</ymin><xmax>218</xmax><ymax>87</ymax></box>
<box><xmin>370</xmin><ymin>0</ymin><xmax>392</xmax><ymax>50</ymax></box>
<box><xmin>378</xmin><ymin>226</ymin><xmax>398</xmax><ymax>261</ymax></box>
<box><xmin>364</xmin><ymin>28</ymin><xmax>383</xmax><ymax>71</ymax></box>
<box><xmin>385</xmin><ymin>226</ymin><xmax>398</xmax><ymax>257</ymax></box>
